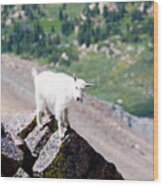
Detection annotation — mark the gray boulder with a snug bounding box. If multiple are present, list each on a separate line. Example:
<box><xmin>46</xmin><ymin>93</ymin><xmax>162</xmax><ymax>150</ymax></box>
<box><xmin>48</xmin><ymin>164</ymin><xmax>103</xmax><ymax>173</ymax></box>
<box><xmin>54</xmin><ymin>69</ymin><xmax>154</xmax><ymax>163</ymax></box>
<box><xmin>2</xmin><ymin>112</ymin><xmax>124</xmax><ymax>179</ymax></box>
<box><xmin>1</xmin><ymin>124</ymin><xmax>24</xmax><ymax>177</ymax></box>
<box><xmin>33</xmin><ymin>129</ymin><xmax>124</xmax><ymax>179</ymax></box>
<box><xmin>1</xmin><ymin>112</ymin><xmax>60</xmax><ymax>177</ymax></box>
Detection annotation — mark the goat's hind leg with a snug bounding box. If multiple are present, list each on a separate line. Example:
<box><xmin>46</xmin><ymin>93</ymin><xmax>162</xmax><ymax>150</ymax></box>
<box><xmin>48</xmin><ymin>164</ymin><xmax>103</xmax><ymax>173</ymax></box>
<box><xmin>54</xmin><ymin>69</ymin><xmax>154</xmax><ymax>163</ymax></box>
<box><xmin>36</xmin><ymin>97</ymin><xmax>45</xmax><ymax>129</ymax></box>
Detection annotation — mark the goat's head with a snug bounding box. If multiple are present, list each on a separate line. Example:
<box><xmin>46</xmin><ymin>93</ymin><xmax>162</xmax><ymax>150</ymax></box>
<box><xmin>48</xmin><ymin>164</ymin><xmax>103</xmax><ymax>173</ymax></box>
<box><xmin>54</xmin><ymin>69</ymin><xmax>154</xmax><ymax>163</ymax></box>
<box><xmin>72</xmin><ymin>74</ymin><xmax>93</xmax><ymax>102</ymax></box>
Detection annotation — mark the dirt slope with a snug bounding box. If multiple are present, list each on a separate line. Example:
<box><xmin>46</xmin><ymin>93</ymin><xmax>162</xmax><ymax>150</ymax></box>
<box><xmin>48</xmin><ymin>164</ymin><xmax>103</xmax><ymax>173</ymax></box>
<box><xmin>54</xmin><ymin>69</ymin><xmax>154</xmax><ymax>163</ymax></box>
<box><xmin>1</xmin><ymin>54</ymin><xmax>153</xmax><ymax>180</ymax></box>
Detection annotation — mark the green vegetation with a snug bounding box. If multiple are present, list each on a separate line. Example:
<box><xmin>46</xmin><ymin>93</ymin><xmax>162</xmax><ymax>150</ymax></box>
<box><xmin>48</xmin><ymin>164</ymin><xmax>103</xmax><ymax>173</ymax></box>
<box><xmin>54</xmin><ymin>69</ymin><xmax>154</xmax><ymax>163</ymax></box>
<box><xmin>1</xmin><ymin>2</ymin><xmax>154</xmax><ymax>117</ymax></box>
<box><xmin>57</xmin><ymin>44</ymin><xmax>153</xmax><ymax>117</ymax></box>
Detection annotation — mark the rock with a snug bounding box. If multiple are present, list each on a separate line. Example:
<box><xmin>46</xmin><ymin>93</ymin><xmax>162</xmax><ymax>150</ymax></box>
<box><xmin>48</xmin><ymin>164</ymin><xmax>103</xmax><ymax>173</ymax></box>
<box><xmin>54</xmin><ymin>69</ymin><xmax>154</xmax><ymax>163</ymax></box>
<box><xmin>1</xmin><ymin>121</ymin><xmax>37</xmax><ymax>177</ymax></box>
<box><xmin>14</xmin><ymin>168</ymin><xmax>30</xmax><ymax>177</ymax></box>
<box><xmin>34</xmin><ymin>129</ymin><xmax>124</xmax><ymax>179</ymax></box>
<box><xmin>2</xmin><ymin>112</ymin><xmax>124</xmax><ymax>179</ymax></box>
<box><xmin>116</xmin><ymin>98</ymin><xmax>123</xmax><ymax>105</ymax></box>
<box><xmin>24</xmin><ymin>115</ymin><xmax>57</xmax><ymax>156</ymax></box>
<box><xmin>2</xmin><ymin>111</ymin><xmax>36</xmax><ymax>137</ymax></box>
<box><xmin>20</xmin><ymin>144</ymin><xmax>37</xmax><ymax>177</ymax></box>
<box><xmin>18</xmin><ymin>115</ymin><xmax>37</xmax><ymax>139</ymax></box>
<box><xmin>1</xmin><ymin>124</ymin><xmax>24</xmax><ymax>177</ymax></box>
<box><xmin>1</xmin><ymin>112</ymin><xmax>58</xmax><ymax>177</ymax></box>
<box><xmin>2</xmin><ymin>112</ymin><xmax>57</xmax><ymax>154</ymax></box>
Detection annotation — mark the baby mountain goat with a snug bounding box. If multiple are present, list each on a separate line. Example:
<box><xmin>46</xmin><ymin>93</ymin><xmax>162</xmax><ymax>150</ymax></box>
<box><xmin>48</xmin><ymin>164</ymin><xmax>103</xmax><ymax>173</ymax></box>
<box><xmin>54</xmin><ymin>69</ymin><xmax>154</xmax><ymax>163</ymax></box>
<box><xmin>32</xmin><ymin>68</ymin><xmax>93</xmax><ymax>139</ymax></box>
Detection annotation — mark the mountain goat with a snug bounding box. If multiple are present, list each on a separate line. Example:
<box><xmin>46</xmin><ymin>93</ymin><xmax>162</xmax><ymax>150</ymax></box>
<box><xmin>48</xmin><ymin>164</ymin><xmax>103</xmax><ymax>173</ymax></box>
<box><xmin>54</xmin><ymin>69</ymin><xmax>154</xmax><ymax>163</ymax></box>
<box><xmin>32</xmin><ymin>68</ymin><xmax>93</xmax><ymax>139</ymax></box>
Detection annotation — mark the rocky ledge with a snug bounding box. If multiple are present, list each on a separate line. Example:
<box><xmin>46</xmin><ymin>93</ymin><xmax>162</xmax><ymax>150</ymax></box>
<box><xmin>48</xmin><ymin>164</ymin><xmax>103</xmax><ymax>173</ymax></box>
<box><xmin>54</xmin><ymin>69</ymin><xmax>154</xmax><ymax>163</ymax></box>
<box><xmin>1</xmin><ymin>111</ymin><xmax>124</xmax><ymax>179</ymax></box>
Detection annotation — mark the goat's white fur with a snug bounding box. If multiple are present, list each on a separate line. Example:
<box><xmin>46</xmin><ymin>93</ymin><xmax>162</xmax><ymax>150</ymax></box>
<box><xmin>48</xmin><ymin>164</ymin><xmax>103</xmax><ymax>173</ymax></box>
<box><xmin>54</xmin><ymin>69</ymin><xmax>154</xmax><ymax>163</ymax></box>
<box><xmin>32</xmin><ymin>68</ymin><xmax>92</xmax><ymax>138</ymax></box>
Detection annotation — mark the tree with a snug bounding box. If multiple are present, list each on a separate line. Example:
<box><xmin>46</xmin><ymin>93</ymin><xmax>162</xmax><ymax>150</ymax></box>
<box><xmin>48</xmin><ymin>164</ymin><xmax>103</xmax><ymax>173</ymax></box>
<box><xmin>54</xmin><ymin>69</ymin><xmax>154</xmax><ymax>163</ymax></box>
<box><xmin>51</xmin><ymin>25</ymin><xmax>55</xmax><ymax>33</ymax></box>
<box><xmin>103</xmin><ymin>5</ymin><xmax>109</xmax><ymax>18</ymax></box>
<box><xmin>59</xmin><ymin>8</ymin><xmax>63</xmax><ymax>20</ymax></box>
<box><xmin>94</xmin><ymin>3</ymin><xmax>100</xmax><ymax>15</ymax></box>
<box><xmin>94</xmin><ymin>26</ymin><xmax>100</xmax><ymax>42</ymax></box>
<box><xmin>61</xmin><ymin>18</ymin><xmax>74</xmax><ymax>36</ymax></box>
<box><xmin>83</xmin><ymin>4</ymin><xmax>92</xmax><ymax>17</ymax></box>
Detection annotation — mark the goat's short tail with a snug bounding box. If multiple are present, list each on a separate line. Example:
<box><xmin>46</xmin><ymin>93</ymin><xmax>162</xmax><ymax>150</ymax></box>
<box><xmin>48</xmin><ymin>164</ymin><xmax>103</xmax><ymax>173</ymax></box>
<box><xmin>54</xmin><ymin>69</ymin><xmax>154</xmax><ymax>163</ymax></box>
<box><xmin>31</xmin><ymin>68</ymin><xmax>38</xmax><ymax>78</ymax></box>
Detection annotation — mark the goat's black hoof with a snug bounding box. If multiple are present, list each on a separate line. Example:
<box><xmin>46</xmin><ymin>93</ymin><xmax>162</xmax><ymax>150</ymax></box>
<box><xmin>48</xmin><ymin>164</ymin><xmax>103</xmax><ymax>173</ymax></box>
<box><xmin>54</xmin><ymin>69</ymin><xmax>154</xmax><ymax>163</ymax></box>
<box><xmin>61</xmin><ymin>136</ymin><xmax>65</xmax><ymax>141</ymax></box>
<box><xmin>65</xmin><ymin>126</ymin><xmax>73</xmax><ymax>137</ymax></box>
<box><xmin>66</xmin><ymin>125</ymin><xmax>71</xmax><ymax>131</ymax></box>
<box><xmin>49</xmin><ymin>115</ymin><xmax>55</xmax><ymax>120</ymax></box>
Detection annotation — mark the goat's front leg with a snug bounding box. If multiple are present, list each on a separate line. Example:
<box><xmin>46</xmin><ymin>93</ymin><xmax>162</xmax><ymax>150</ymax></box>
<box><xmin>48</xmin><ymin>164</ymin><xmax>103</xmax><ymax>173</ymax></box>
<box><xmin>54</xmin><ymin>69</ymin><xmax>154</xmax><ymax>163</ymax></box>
<box><xmin>55</xmin><ymin>110</ymin><xmax>64</xmax><ymax>139</ymax></box>
<box><xmin>36</xmin><ymin>110</ymin><xmax>43</xmax><ymax>128</ymax></box>
<box><xmin>64</xmin><ymin>108</ymin><xmax>71</xmax><ymax>130</ymax></box>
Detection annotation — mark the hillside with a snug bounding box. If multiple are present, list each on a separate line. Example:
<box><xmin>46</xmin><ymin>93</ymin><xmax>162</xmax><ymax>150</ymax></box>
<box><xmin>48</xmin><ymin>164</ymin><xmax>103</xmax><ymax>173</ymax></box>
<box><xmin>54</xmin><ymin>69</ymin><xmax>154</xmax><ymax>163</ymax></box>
<box><xmin>1</xmin><ymin>2</ymin><xmax>154</xmax><ymax>117</ymax></box>
<box><xmin>1</xmin><ymin>54</ymin><xmax>153</xmax><ymax>180</ymax></box>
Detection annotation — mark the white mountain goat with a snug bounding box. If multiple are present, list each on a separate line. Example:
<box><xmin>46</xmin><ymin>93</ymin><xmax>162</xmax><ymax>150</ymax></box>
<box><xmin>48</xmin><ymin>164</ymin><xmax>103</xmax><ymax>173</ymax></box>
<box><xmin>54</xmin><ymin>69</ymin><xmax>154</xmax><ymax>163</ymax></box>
<box><xmin>32</xmin><ymin>68</ymin><xmax>93</xmax><ymax>139</ymax></box>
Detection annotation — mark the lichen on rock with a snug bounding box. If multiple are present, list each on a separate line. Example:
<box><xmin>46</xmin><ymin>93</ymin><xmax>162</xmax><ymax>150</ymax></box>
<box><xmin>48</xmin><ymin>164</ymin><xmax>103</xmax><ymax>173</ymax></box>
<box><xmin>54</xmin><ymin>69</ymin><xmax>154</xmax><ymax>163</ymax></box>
<box><xmin>41</xmin><ymin>129</ymin><xmax>124</xmax><ymax>179</ymax></box>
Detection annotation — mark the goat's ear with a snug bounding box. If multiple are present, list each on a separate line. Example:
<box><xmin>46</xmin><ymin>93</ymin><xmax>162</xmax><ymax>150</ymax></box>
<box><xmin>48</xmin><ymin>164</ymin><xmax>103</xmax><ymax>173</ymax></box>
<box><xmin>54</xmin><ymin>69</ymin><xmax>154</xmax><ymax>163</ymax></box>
<box><xmin>73</xmin><ymin>74</ymin><xmax>77</xmax><ymax>82</ymax></box>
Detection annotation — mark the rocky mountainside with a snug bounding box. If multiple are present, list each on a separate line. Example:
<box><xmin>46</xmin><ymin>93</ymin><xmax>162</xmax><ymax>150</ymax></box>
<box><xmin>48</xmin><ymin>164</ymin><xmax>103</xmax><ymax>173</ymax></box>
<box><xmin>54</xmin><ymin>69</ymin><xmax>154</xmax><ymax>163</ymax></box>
<box><xmin>1</xmin><ymin>112</ymin><xmax>123</xmax><ymax>179</ymax></box>
<box><xmin>1</xmin><ymin>54</ymin><xmax>154</xmax><ymax>180</ymax></box>
<box><xmin>2</xmin><ymin>2</ymin><xmax>154</xmax><ymax>117</ymax></box>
